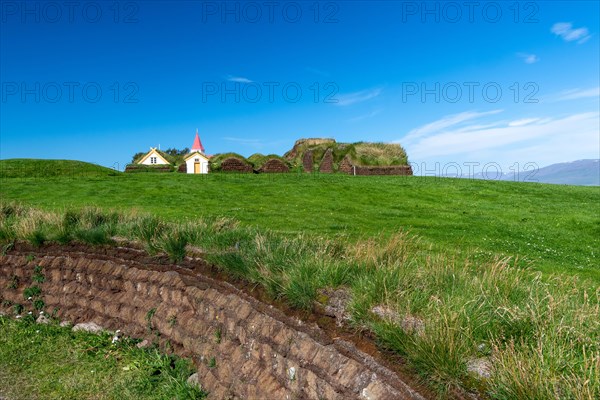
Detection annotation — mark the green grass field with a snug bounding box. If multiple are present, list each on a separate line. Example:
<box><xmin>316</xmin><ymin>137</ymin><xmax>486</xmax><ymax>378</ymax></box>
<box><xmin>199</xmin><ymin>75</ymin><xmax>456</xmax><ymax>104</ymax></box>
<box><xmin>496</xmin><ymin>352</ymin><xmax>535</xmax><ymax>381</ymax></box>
<box><xmin>1</xmin><ymin>159</ymin><xmax>598</xmax><ymax>280</ymax></box>
<box><xmin>1</xmin><ymin>159</ymin><xmax>599</xmax><ymax>398</ymax></box>
<box><xmin>0</xmin><ymin>315</ymin><xmax>205</xmax><ymax>399</ymax></box>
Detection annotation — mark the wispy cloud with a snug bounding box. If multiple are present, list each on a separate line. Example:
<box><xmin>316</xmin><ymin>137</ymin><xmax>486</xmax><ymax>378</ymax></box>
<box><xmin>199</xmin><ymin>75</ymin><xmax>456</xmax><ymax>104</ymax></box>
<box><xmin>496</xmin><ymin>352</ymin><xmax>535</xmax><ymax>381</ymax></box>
<box><xmin>551</xmin><ymin>87</ymin><xmax>600</xmax><ymax>102</ymax></box>
<box><xmin>508</xmin><ymin>118</ymin><xmax>542</xmax><ymax>127</ymax></box>
<box><xmin>400</xmin><ymin>110</ymin><xmax>600</xmax><ymax>168</ymax></box>
<box><xmin>223</xmin><ymin>137</ymin><xmax>262</xmax><ymax>144</ymax></box>
<box><xmin>335</xmin><ymin>88</ymin><xmax>382</xmax><ymax>106</ymax></box>
<box><xmin>226</xmin><ymin>75</ymin><xmax>253</xmax><ymax>83</ymax></box>
<box><xmin>517</xmin><ymin>52</ymin><xmax>539</xmax><ymax>64</ymax></box>
<box><xmin>305</xmin><ymin>67</ymin><xmax>330</xmax><ymax>77</ymax></box>
<box><xmin>402</xmin><ymin>110</ymin><xmax>503</xmax><ymax>142</ymax></box>
<box><xmin>551</xmin><ymin>22</ymin><xmax>592</xmax><ymax>44</ymax></box>
<box><xmin>347</xmin><ymin>109</ymin><xmax>382</xmax><ymax>123</ymax></box>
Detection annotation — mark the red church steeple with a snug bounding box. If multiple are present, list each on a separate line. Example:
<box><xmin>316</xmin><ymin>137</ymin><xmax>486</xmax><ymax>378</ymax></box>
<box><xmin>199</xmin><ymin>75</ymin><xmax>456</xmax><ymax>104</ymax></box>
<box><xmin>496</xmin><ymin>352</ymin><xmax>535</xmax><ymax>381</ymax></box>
<box><xmin>191</xmin><ymin>129</ymin><xmax>205</xmax><ymax>153</ymax></box>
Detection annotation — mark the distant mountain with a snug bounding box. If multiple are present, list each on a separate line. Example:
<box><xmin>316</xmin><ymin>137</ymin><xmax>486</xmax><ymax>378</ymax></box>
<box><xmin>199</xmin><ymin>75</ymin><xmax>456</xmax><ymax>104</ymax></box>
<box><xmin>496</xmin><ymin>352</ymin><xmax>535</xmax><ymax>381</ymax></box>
<box><xmin>523</xmin><ymin>159</ymin><xmax>600</xmax><ymax>186</ymax></box>
<box><xmin>448</xmin><ymin>160</ymin><xmax>600</xmax><ymax>186</ymax></box>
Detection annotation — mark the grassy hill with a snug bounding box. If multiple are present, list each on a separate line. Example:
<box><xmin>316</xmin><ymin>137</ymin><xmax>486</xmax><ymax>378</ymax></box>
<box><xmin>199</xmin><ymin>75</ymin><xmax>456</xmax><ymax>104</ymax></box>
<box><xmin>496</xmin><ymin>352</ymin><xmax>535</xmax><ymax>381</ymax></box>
<box><xmin>1</xmin><ymin>158</ymin><xmax>599</xmax><ymax>398</ymax></box>
<box><xmin>1</xmin><ymin>159</ymin><xmax>598</xmax><ymax>280</ymax></box>
<box><xmin>0</xmin><ymin>159</ymin><xmax>119</xmax><ymax>178</ymax></box>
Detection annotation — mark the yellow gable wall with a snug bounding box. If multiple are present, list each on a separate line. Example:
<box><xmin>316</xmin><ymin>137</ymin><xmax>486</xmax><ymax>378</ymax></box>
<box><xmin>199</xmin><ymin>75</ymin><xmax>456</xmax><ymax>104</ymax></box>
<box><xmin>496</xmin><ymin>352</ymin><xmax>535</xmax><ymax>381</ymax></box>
<box><xmin>138</xmin><ymin>149</ymin><xmax>170</xmax><ymax>165</ymax></box>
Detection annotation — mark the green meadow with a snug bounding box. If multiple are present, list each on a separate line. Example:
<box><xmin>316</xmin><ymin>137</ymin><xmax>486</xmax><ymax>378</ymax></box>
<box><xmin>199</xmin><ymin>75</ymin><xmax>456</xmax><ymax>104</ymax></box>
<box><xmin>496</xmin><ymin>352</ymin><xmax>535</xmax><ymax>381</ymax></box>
<box><xmin>0</xmin><ymin>315</ymin><xmax>205</xmax><ymax>400</ymax></box>
<box><xmin>1</xmin><ymin>159</ymin><xmax>598</xmax><ymax>280</ymax></box>
<box><xmin>1</xmin><ymin>159</ymin><xmax>599</xmax><ymax>398</ymax></box>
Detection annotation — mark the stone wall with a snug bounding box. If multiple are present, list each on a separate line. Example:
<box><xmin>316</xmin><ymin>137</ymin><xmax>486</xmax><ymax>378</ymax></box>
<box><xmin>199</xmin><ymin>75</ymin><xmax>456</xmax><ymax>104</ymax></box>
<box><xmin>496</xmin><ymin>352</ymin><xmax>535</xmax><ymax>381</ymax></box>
<box><xmin>125</xmin><ymin>165</ymin><xmax>173</xmax><ymax>173</ymax></box>
<box><xmin>258</xmin><ymin>159</ymin><xmax>290</xmax><ymax>173</ymax></box>
<box><xmin>0</xmin><ymin>245</ymin><xmax>425</xmax><ymax>399</ymax></box>
<box><xmin>221</xmin><ymin>157</ymin><xmax>253</xmax><ymax>173</ymax></box>
<box><xmin>338</xmin><ymin>156</ymin><xmax>413</xmax><ymax>176</ymax></box>
<box><xmin>339</xmin><ymin>156</ymin><xmax>354</xmax><ymax>174</ymax></box>
<box><xmin>319</xmin><ymin>148</ymin><xmax>334</xmax><ymax>174</ymax></box>
<box><xmin>353</xmin><ymin>165</ymin><xmax>413</xmax><ymax>176</ymax></box>
<box><xmin>303</xmin><ymin>150</ymin><xmax>314</xmax><ymax>173</ymax></box>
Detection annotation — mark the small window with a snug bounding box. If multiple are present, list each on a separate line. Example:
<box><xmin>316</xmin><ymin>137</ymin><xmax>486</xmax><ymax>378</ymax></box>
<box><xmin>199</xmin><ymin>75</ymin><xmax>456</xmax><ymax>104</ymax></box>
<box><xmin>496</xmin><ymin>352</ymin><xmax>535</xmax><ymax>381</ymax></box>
<box><xmin>195</xmin><ymin>158</ymin><xmax>199</xmax><ymax>162</ymax></box>
<box><xmin>150</xmin><ymin>157</ymin><xmax>157</xmax><ymax>164</ymax></box>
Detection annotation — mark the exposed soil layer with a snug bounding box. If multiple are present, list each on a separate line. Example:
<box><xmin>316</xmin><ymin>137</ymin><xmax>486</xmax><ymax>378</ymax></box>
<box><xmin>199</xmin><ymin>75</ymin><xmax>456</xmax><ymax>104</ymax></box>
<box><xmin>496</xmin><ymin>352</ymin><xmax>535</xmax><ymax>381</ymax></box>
<box><xmin>319</xmin><ymin>149</ymin><xmax>334</xmax><ymax>174</ymax></box>
<box><xmin>221</xmin><ymin>158</ymin><xmax>253</xmax><ymax>173</ymax></box>
<box><xmin>339</xmin><ymin>156</ymin><xmax>413</xmax><ymax>176</ymax></box>
<box><xmin>258</xmin><ymin>159</ymin><xmax>290</xmax><ymax>173</ymax></box>
<box><xmin>0</xmin><ymin>243</ymin><xmax>433</xmax><ymax>400</ymax></box>
<box><xmin>303</xmin><ymin>150</ymin><xmax>314</xmax><ymax>173</ymax></box>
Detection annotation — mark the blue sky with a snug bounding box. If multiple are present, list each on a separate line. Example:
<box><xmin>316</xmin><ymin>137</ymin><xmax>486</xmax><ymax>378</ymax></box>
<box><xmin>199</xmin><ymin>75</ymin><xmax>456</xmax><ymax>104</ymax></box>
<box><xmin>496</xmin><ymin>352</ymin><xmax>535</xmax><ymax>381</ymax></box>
<box><xmin>1</xmin><ymin>1</ymin><xmax>599</xmax><ymax>173</ymax></box>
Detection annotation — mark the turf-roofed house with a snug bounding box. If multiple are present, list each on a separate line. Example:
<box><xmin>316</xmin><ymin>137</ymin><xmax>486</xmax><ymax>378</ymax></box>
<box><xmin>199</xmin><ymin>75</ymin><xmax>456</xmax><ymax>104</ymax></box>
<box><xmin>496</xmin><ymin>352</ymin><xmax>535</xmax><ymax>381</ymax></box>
<box><xmin>130</xmin><ymin>130</ymin><xmax>210</xmax><ymax>174</ymax></box>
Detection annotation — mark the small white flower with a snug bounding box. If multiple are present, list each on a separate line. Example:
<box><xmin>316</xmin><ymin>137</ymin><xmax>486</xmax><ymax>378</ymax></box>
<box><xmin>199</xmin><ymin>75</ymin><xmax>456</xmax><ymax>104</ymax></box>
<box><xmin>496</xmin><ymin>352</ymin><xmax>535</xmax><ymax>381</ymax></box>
<box><xmin>27</xmin><ymin>297</ymin><xmax>32</xmax><ymax>300</ymax></box>
<box><xmin>28</xmin><ymin>311</ymin><xmax>32</xmax><ymax>315</ymax></box>
<box><xmin>39</xmin><ymin>311</ymin><xmax>44</xmax><ymax>314</ymax></box>
<box><xmin>16</xmin><ymin>315</ymin><xmax>22</xmax><ymax>319</ymax></box>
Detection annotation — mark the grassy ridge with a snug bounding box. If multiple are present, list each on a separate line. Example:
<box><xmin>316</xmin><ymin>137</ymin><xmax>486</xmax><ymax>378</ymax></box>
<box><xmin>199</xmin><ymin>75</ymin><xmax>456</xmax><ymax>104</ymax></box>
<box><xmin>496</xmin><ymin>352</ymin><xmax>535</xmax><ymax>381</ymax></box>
<box><xmin>0</xmin><ymin>204</ymin><xmax>598</xmax><ymax>398</ymax></box>
<box><xmin>1</xmin><ymin>160</ymin><xmax>598</xmax><ymax>280</ymax></box>
<box><xmin>0</xmin><ymin>159</ymin><xmax>119</xmax><ymax>178</ymax></box>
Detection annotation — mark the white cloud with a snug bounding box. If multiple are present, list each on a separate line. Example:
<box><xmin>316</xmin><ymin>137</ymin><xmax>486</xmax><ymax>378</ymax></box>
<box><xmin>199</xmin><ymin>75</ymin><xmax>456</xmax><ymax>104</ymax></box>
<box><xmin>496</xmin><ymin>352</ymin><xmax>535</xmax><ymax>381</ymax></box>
<box><xmin>305</xmin><ymin>67</ymin><xmax>330</xmax><ymax>77</ymax></box>
<box><xmin>335</xmin><ymin>88</ymin><xmax>382</xmax><ymax>106</ymax></box>
<box><xmin>226</xmin><ymin>75</ymin><xmax>253</xmax><ymax>83</ymax></box>
<box><xmin>402</xmin><ymin>110</ymin><xmax>503</xmax><ymax>142</ymax></box>
<box><xmin>347</xmin><ymin>109</ymin><xmax>382</xmax><ymax>123</ymax></box>
<box><xmin>400</xmin><ymin>110</ymin><xmax>600</xmax><ymax>169</ymax></box>
<box><xmin>551</xmin><ymin>22</ymin><xmax>591</xmax><ymax>44</ymax></box>
<box><xmin>223</xmin><ymin>137</ymin><xmax>261</xmax><ymax>144</ymax></box>
<box><xmin>508</xmin><ymin>118</ymin><xmax>541</xmax><ymax>127</ymax></box>
<box><xmin>551</xmin><ymin>87</ymin><xmax>600</xmax><ymax>102</ymax></box>
<box><xmin>517</xmin><ymin>53</ymin><xmax>539</xmax><ymax>64</ymax></box>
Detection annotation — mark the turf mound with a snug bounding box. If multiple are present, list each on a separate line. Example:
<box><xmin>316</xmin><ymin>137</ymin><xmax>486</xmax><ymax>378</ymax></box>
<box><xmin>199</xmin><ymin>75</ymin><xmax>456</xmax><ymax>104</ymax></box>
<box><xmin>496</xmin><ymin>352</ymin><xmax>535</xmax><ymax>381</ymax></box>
<box><xmin>0</xmin><ymin>159</ymin><xmax>119</xmax><ymax>178</ymax></box>
<box><xmin>124</xmin><ymin>164</ymin><xmax>174</xmax><ymax>173</ymax></box>
<box><xmin>209</xmin><ymin>153</ymin><xmax>252</xmax><ymax>172</ymax></box>
<box><xmin>247</xmin><ymin>154</ymin><xmax>291</xmax><ymax>173</ymax></box>
<box><xmin>284</xmin><ymin>138</ymin><xmax>410</xmax><ymax>173</ymax></box>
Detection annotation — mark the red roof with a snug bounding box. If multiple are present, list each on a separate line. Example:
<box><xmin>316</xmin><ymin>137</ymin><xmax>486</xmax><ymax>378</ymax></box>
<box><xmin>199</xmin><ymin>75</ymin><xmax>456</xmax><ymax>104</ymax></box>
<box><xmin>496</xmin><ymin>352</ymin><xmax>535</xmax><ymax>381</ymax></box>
<box><xmin>191</xmin><ymin>130</ymin><xmax>205</xmax><ymax>152</ymax></box>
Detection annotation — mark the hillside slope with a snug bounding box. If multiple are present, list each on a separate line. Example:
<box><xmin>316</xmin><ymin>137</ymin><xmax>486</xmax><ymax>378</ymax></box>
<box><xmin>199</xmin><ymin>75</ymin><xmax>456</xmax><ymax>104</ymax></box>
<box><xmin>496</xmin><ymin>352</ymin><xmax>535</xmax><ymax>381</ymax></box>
<box><xmin>0</xmin><ymin>159</ymin><xmax>119</xmax><ymax>178</ymax></box>
<box><xmin>1</xmin><ymin>169</ymin><xmax>598</xmax><ymax>280</ymax></box>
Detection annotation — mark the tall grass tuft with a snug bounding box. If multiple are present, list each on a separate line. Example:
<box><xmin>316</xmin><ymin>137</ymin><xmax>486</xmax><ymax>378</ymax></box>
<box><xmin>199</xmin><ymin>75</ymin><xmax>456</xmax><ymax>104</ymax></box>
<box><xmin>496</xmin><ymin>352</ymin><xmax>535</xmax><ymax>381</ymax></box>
<box><xmin>130</xmin><ymin>215</ymin><xmax>165</xmax><ymax>254</ymax></box>
<box><xmin>159</xmin><ymin>227</ymin><xmax>189</xmax><ymax>263</ymax></box>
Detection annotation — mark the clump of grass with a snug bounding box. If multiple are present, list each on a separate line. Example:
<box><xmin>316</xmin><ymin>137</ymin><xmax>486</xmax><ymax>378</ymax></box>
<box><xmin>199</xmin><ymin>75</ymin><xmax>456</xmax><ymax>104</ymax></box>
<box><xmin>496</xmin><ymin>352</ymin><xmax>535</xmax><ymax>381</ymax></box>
<box><xmin>33</xmin><ymin>299</ymin><xmax>45</xmax><ymax>311</ymax></box>
<box><xmin>130</xmin><ymin>215</ymin><xmax>165</xmax><ymax>254</ymax></box>
<box><xmin>32</xmin><ymin>265</ymin><xmax>45</xmax><ymax>283</ymax></box>
<box><xmin>8</xmin><ymin>275</ymin><xmax>19</xmax><ymax>289</ymax></box>
<box><xmin>23</xmin><ymin>286</ymin><xmax>42</xmax><ymax>299</ymax></box>
<box><xmin>73</xmin><ymin>226</ymin><xmax>113</xmax><ymax>245</ymax></box>
<box><xmin>207</xmin><ymin>357</ymin><xmax>216</xmax><ymax>369</ymax></box>
<box><xmin>160</xmin><ymin>227</ymin><xmax>189</xmax><ymax>263</ymax></box>
<box><xmin>13</xmin><ymin>303</ymin><xmax>23</xmax><ymax>315</ymax></box>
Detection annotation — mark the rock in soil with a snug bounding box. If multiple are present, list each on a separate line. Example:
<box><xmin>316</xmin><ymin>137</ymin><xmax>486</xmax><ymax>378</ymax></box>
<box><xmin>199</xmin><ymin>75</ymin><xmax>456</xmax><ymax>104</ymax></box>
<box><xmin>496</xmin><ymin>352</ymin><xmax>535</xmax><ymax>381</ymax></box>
<box><xmin>467</xmin><ymin>358</ymin><xmax>492</xmax><ymax>379</ymax></box>
<box><xmin>72</xmin><ymin>322</ymin><xmax>104</xmax><ymax>334</ymax></box>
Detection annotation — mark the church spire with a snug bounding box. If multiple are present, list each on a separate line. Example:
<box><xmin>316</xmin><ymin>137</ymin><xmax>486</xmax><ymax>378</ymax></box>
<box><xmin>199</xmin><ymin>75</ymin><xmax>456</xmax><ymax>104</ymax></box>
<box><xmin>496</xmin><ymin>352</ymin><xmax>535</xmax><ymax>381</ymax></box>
<box><xmin>191</xmin><ymin>129</ymin><xmax>205</xmax><ymax>153</ymax></box>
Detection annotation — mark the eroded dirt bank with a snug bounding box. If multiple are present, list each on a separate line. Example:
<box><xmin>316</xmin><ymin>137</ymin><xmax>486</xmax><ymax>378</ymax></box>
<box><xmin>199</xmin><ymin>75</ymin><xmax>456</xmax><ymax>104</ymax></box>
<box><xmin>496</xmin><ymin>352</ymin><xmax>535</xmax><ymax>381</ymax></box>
<box><xmin>0</xmin><ymin>243</ymin><xmax>428</xmax><ymax>400</ymax></box>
